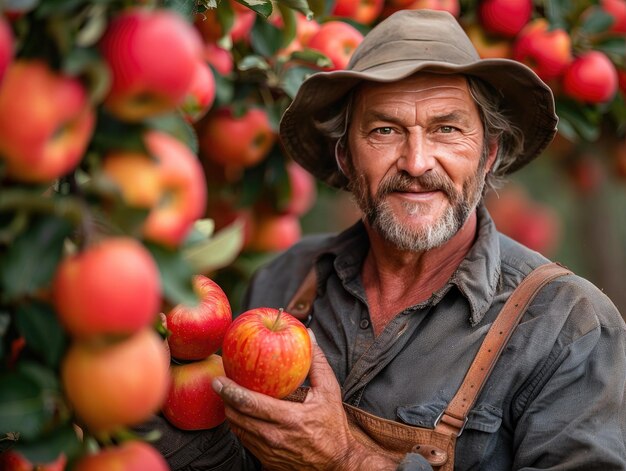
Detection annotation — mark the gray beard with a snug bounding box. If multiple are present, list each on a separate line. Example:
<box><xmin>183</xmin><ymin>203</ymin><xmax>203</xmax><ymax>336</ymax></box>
<box><xmin>349</xmin><ymin>170</ymin><xmax>485</xmax><ymax>252</ymax></box>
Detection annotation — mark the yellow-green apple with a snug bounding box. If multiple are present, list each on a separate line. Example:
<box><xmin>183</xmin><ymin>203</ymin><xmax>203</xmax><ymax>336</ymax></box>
<box><xmin>199</xmin><ymin>107</ymin><xmax>276</xmax><ymax>169</ymax></box>
<box><xmin>477</xmin><ymin>0</ymin><xmax>532</xmax><ymax>37</ymax></box>
<box><xmin>194</xmin><ymin>3</ymin><xmax>256</xmax><ymax>44</ymax></box>
<box><xmin>53</xmin><ymin>237</ymin><xmax>161</xmax><ymax>339</ymax></box>
<box><xmin>283</xmin><ymin>161</ymin><xmax>317</xmax><ymax>216</ymax></box>
<box><xmin>403</xmin><ymin>0</ymin><xmax>460</xmax><ymax>18</ymax></box>
<box><xmin>307</xmin><ymin>21</ymin><xmax>364</xmax><ymax>71</ymax></box>
<box><xmin>601</xmin><ymin>0</ymin><xmax>626</xmax><ymax>33</ymax></box>
<box><xmin>0</xmin><ymin>16</ymin><xmax>13</xmax><ymax>82</ymax></box>
<box><xmin>180</xmin><ymin>60</ymin><xmax>216</xmax><ymax>123</ymax></box>
<box><xmin>331</xmin><ymin>0</ymin><xmax>384</xmax><ymax>25</ymax></box>
<box><xmin>246</xmin><ymin>213</ymin><xmax>301</xmax><ymax>253</ymax></box>
<box><xmin>162</xmin><ymin>354</ymin><xmax>227</xmax><ymax>430</ymax></box>
<box><xmin>203</xmin><ymin>42</ymin><xmax>234</xmax><ymax>76</ymax></box>
<box><xmin>103</xmin><ymin>131</ymin><xmax>207</xmax><ymax>247</ymax></box>
<box><xmin>465</xmin><ymin>24</ymin><xmax>512</xmax><ymax>59</ymax></box>
<box><xmin>0</xmin><ymin>60</ymin><xmax>95</xmax><ymax>183</ymax></box>
<box><xmin>165</xmin><ymin>275</ymin><xmax>232</xmax><ymax>361</ymax></box>
<box><xmin>73</xmin><ymin>441</ymin><xmax>168</xmax><ymax>471</ymax></box>
<box><xmin>562</xmin><ymin>51</ymin><xmax>618</xmax><ymax>103</ymax></box>
<box><xmin>99</xmin><ymin>8</ymin><xmax>203</xmax><ymax>122</ymax></box>
<box><xmin>61</xmin><ymin>328</ymin><xmax>170</xmax><ymax>434</ymax></box>
<box><xmin>512</xmin><ymin>19</ymin><xmax>572</xmax><ymax>82</ymax></box>
<box><xmin>222</xmin><ymin>307</ymin><xmax>312</xmax><ymax>398</ymax></box>
<box><xmin>0</xmin><ymin>451</ymin><xmax>66</xmax><ymax>471</ymax></box>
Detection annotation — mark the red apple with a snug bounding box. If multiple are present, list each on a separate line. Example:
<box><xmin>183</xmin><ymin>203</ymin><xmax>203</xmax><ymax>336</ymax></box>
<box><xmin>103</xmin><ymin>131</ymin><xmax>208</xmax><ymax>247</ymax></box>
<box><xmin>73</xmin><ymin>441</ymin><xmax>168</xmax><ymax>471</ymax></box>
<box><xmin>601</xmin><ymin>0</ymin><xmax>626</xmax><ymax>33</ymax></box>
<box><xmin>295</xmin><ymin>13</ymin><xmax>321</xmax><ymax>46</ymax></box>
<box><xmin>404</xmin><ymin>0</ymin><xmax>460</xmax><ymax>18</ymax></box>
<box><xmin>332</xmin><ymin>0</ymin><xmax>384</xmax><ymax>25</ymax></box>
<box><xmin>246</xmin><ymin>213</ymin><xmax>302</xmax><ymax>253</ymax></box>
<box><xmin>0</xmin><ymin>451</ymin><xmax>66</xmax><ymax>471</ymax></box>
<box><xmin>199</xmin><ymin>107</ymin><xmax>276</xmax><ymax>169</ymax></box>
<box><xmin>465</xmin><ymin>24</ymin><xmax>512</xmax><ymax>59</ymax></box>
<box><xmin>205</xmin><ymin>198</ymin><xmax>255</xmax><ymax>247</ymax></box>
<box><xmin>618</xmin><ymin>67</ymin><xmax>626</xmax><ymax>95</ymax></box>
<box><xmin>53</xmin><ymin>237</ymin><xmax>161</xmax><ymax>338</ymax></box>
<box><xmin>0</xmin><ymin>60</ymin><xmax>95</xmax><ymax>183</ymax></box>
<box><xmin>194</xmin><ymin>4</ymin><xmax>256</xmax><ymax>44</ymax></box>
<box><xmin>99</xmin><ymin>8</ymin><xmax>203</xmax><ymax>122</ymax></box>
<box><xmin>180</xmin><ymin>60</ymin><xmax>216</xmax><ymax>123</ymax></box>
<box><xmin>562</xmin><ymin>51</ymin><xmax>618</xmax><ymax>103</ymax></box>
<box><xmin>566</xmin><ymin>155</ymin><xmax>604</xmax><ymax>194</ymax></box>
<box><xmin>203</xmin><ymin>42</ymin><xmax>234</xmax><ymax>76</ymax></box>
<box><xmin>0</xmin><ymin>16</ymin><xmax>14</xmax><ymax>83</ymax></box>
<box><xmin>165</xmin><ymin>275</ymin><xmax>232</xmax><ymax>361</ymax></box>
<box><xmin>283</xmin><ymin>161</ymin><xmax>317</xmax><ymax>216</ymax></box>
<box><xmin>307</xmin><ymin>21</ymin><xmax>364</xmax><ymax>71</ymax></box>
<box><xmin>478</xmin><ymin>0</ymin><xmax>532</xmax><ymax>37</ymax></box>
<box><xmin>513</xmin><ymin>19</ymin><xmax>573</xmax><ymax>81</ymax></box>
<box><xmin>222</xmin><ymin>307</ymin><xmax>312</xmax><ymax>398</ymax></box>
<box><xmin>162</xmin><ymin>354</ymin><xmax>227</xmax><ymax>430</ymax></box>
<box><xmin>62</xmin><ymin>328</ymin><xmax>170</xmax><ymax>434</ymax></box>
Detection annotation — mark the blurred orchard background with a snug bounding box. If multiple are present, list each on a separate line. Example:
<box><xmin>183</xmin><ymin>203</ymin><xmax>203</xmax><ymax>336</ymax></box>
<box><xmin>0</xmin><ymin>0</ymin><xmax>624</xmax><ymax>468</ymax></box>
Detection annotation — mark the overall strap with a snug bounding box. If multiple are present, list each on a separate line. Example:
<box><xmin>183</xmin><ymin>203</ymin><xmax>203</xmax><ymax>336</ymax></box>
<box><xmin>434</xmin><ymin>262</ymin><xmax>572</xmax><ymax>437</ymax></box>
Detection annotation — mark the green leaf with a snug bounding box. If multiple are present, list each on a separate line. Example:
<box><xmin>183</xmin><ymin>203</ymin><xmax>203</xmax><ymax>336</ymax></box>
<box><xmin>163</xmin><ymin>0</ymin><xmax>199</xmax><ymax>20</ymax></box>
<box><xmin>251</xmin><ymin>18</ymin><xmax>284</xmax><ymax>57</ymax></box>
<box><xmin>277</xmin><ymin>3</ymin><xmax>297</xmax><ymax>48</ymax></box>
<box><xmin>91</xmin><ymin>110</ymin><xmax>146</xmax><ymax>154</ymax></box>
<box><xmin>184</xmin><ymin>219</ymin><xmax>245</xmax><ymax>273</ymax></box>
<box><xmin>237</xmin><ymin>54</ymin><xmax>271</xmax><ymax>72</ymax></box>
<box><xmin>0</xmin><ymin>372</ymin><xmax>48</xmax><ymax>440</ymax></box>
<box><xmin>234</xmin><ymin>0</ymin><xmax>272</xmax><ymax>18</ymax></box>
<box><xmin>276</xmin><ymin>0</ymin><xmax>313</xmax><ymax>19</ymax></box>
<box><xmin>145</xmin><ymin>113</ymin><xmax>199</xmax><ymax>155</ymax></box>
<box><xmin>0</xmin><ymin>214</ymin><xmax>72</xmax><ymax>302</ymax></box>
<box><xmin>184</xmin><ymin>219</ymin><xmax>216</xmax><ymax>246</ymax></box>
<box><xmin>146</xmin><ymin>243</ymin><xmax>198</xmax><ymax>306</ymax></box>
<box><xmin>289</xmin><ymin>48</ymin><xmax>332</xmax><ymax>67</ymax></box>
<box><xmin>556</xmin><ymin>99</ymin><xmax>601</xmax><ymax>142</ymax></box>
<box><xmin>579</xmin><ymin>8</ymin><xmax>616</xmax><ymax>34</ymax></box>
<box><xmin>544</xmin><ymin>0</ymin><xmax>572</xmax><ymax>30</ymax></box>
<box><xmin>16</xmin><ymin>423</ymin><xmax>81</xmax><ymax>464</ymax></box>
<box><xmin>594</xmin><ymin>37</ymin><xmax>626</xmax><ymax>66</ymax></box>
<box><xmin>15</xmin><ymin>302</ymin><xmax>67</xmax><ymax>369</ymax></box>
<box><xmin>63</xmin><ymin>47</ymin><xmax>111</xmax><ymax>104</ymax></box>
<box><xmin>280</xmin><ymin>65</ymin><xmax>318</xmax><ymax>99</ymax></box>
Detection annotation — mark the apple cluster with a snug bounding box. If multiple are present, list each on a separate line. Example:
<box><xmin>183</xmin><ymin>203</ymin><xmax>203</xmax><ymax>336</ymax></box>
<box><xmin>162</xmin><ymin>275</ymin><xmax>233</xmax><ymax>431</ymax></box>
<box><xmin>0</xmin><ymin>4</ymin><xmax>221</xmax><ymax>469</ymax></box>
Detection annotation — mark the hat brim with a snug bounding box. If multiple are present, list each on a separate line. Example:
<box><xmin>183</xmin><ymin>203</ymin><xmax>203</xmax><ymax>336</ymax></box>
<box><xmin>279</xmin><ymin>58</ymin><xmax>558</xmax><ymax>189</ymax></box>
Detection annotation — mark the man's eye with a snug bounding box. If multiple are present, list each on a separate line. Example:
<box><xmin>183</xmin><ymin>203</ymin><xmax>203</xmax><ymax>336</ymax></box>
<box><xmin>439</xmin><ymin>125</ymin><xmax>457</xmax><ymax>134</ymax></box>
<box><xmin>374</xmin><ymin>127</ymin><xmax>393</xmax><ymax>135</ymax></box>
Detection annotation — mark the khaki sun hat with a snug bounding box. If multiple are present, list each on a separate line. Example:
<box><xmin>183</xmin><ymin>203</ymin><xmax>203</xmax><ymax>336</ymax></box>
<box><xmin>279</xmin><ymin>9</ymin><xmax>558</xmax><ymax>189</ymax></box>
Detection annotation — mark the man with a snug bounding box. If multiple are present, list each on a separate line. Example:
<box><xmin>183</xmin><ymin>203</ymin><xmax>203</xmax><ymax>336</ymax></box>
<box><xmin>143</xmin><ymin>9</ymin><xmax>626</xmax><ymax>470</ymax></box>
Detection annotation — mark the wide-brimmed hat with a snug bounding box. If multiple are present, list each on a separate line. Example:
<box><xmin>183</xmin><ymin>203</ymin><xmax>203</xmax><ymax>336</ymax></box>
<box><xmin>279</xmin><ymin>9</ymin><xmax>558</xmax><ymax>189</ymax></box>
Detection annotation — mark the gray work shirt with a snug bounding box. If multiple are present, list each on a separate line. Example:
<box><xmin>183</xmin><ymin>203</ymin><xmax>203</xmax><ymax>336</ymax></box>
<box><xmin>242</xmin><ymin>205</ymin><xmax>626</xmax><ymax>470</ymax></box>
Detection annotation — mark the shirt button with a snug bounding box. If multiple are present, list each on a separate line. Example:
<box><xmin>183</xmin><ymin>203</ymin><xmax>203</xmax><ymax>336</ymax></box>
<box><xmin>359</xmin><ymin>319</ymin><xmax>370</xmax><ymax>329</ymax></box>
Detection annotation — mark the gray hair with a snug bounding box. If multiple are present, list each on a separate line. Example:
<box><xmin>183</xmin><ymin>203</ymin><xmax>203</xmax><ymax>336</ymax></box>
<box><xmin>314</xmin><ymin>75</ymin><xmax>525</xmax><ymax>191</ymax></box>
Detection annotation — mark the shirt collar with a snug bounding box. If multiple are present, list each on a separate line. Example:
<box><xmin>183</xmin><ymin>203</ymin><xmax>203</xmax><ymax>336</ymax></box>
<box><xmin>314</xmin><ymin>205</ymin><xmax>502</xmax><ymax>326</ymax></box>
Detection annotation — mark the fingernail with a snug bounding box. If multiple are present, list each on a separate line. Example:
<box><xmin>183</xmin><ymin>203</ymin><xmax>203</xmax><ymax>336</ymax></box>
<box><xmin>307</xmin><ymin>328</ymin><xmax>317</xmax><ymax>345</ymax></box>
<box><xmin>212</xmin><ymin>378</ymin><xmax>224</xmax><ymax>394</ymax></box>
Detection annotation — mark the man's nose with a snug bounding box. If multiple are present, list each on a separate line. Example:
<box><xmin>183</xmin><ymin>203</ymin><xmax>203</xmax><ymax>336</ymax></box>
<box><xmin>396</xmin><ymin>130</ymin><xmax>435</xmax><ymax>176</ymax></box>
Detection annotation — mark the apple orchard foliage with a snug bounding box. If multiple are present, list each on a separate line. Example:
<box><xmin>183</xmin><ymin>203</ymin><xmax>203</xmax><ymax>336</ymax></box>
<box><xmin>0</xmin><ymin>0</ymin><xmax>625</xmax><ymax>467</ymax></box>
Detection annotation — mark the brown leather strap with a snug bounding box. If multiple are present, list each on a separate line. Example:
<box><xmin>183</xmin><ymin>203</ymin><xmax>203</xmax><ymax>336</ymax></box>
<box><xmin>434</xmin><ymin>262</ymin><xmax>572</xmax><ymax>437</ymax></box>
<box><xmin>285</xmin><ymin>267</ymin><xmax>317</xmax><ymax>322</ymax></box>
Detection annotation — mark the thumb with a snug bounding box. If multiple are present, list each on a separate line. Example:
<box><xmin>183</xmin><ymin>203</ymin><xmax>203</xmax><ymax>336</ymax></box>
<box><xmin>307</xmin><ymin>329</ymin><xmax>340</xmax><ymax>396</ymax></box>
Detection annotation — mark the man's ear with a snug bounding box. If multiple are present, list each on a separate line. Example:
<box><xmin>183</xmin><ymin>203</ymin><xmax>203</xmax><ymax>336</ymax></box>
<box><xmin>335</xmin><ymin>140</ymin><xmax>349</xmax><ymax>176</ymax></box>
<box><xmin>485</xmin><ymin>139</ymin><xmax>498</xmax><ymax>173</ymax></box>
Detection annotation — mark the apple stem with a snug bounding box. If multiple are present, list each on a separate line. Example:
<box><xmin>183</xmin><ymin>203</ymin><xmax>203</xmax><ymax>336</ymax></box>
<box><xmin>271</xmin><ymin>308</ymin><xmax>284</xmax><ymax>331</ymax></box>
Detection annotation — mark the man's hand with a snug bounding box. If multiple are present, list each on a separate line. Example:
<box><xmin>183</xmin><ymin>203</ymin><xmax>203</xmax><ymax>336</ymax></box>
<box><xmin>212</xmin><ymin>331</ymin><xmax>398</xmax><ymax>471</ymax></box>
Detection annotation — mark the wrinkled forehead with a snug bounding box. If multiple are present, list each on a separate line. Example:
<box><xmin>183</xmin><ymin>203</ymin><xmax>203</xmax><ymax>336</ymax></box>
<box><xmin>353</xmin><ymin>72</ymin><xmax>472</xmax><ymax>106</ymax></box>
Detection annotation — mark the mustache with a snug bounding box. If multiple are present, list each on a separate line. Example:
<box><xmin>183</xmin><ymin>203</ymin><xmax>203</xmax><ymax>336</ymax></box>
<box><xmin>377</xmin><ymin>172</ymin><xmax>457</xmax><ymax>201</ymax></box>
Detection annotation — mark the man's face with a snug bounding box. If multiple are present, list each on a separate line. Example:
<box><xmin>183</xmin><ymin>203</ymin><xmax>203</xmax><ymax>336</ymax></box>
<box><xmin>343</xmin><ymin>73</ymin><xmax>496</xmax><ymax>252</ymax></box>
